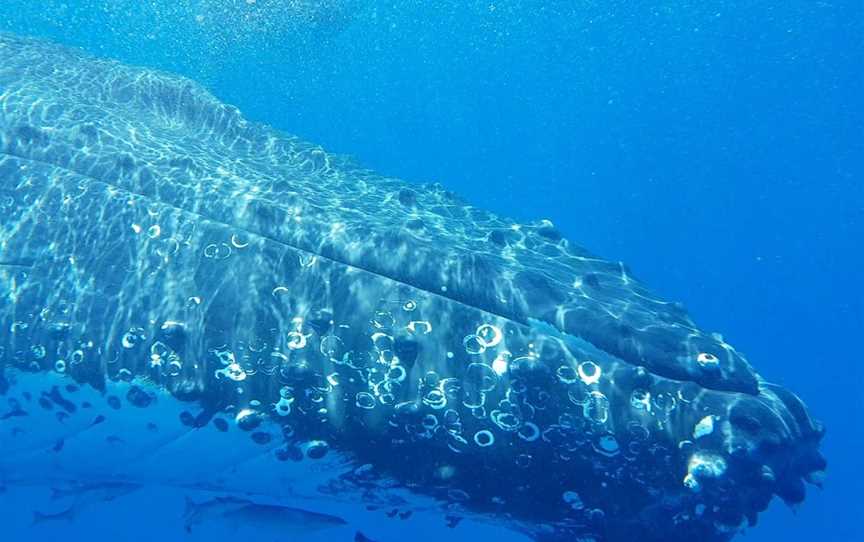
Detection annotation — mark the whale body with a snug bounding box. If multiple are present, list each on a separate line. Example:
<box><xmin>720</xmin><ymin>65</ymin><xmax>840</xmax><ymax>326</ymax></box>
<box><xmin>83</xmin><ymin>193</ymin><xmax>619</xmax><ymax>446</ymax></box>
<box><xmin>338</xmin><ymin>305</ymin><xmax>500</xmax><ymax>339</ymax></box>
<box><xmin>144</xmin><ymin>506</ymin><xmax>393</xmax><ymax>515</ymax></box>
<box><xmin>0</xmin><ymin>33</ymin><xmax>825</xmax><ymax>542</ymax></box>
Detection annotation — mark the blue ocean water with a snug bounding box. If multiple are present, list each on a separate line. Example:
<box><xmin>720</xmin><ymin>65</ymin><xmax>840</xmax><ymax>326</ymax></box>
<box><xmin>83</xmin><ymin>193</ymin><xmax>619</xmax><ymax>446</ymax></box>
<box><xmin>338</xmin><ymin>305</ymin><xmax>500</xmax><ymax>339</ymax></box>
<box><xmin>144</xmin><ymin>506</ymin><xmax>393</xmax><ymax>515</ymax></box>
<box><xmin>0</xmin><ymin>2</ymin><xmax>860</xmax><ymax>542</ymax></box>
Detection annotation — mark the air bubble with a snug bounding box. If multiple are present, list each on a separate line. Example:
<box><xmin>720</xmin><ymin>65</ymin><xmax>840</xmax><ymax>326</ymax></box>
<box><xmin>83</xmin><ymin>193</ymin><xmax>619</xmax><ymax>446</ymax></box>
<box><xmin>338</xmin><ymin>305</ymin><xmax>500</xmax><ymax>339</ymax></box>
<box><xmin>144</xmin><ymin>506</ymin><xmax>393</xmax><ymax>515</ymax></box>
<box><xmin>319</xmin><ymin>335</ymin><xmax>344</xmax><ymax>361</ymax></box>
<box><xmin>443</xmin><ymin>409</ymin><xmax>460</xmax><ymax>425</ymax></box>
<box><xmin>424</xmin><ymin>371</ymin><xmax>441</xmax><ymax>387</ymax></box>
<box><xmin>121</xmin><ymin>327</ymin><xmax>145</xmax><ymax>349</ymax></box>
<box><xmin>440</xmin><ymin>378</ymin><xmax>461</xmax><ymax>399</ymax></box>
<box><xmin>627</xmin><ymin>421</ymin><xmax>650</xmax><ymax>441</ymax></box>
<box><xmin>54</xmin><ymin>360</ymin><xmax>67</xmax><ymax>373</ymax></box>
<box><xmin>577</xmin><ymin>361</ymin><xmax>601</xmax><ymax>385</ymax></box>
<box><xmin>235</xmin><ymin>409</ymin><xmax>262</xmax><ymax>430</ymax></box>
<box><xmin>490</xmin><ymin>410</ymin><xmax>520</xmax><ymax>432</ymax></box>
<box><xmin>474</xmin><ymin>430</ymin><xmax>495</xmax><ymax>447</ymax></box>
<box><xmin>70</xmin><ymin>349</ymin><xmax>85</xmax><ymax>366</ymax></box>
<box><xmin>212</xmin><ymin>348</ymin><xmax>236</xmax><ymax>366</ymax></box>
<box><xmin>517</xmin><ymin>422</ymin><xmax>540</xmax><ymax>442</ymax></box>
<box><xmin>402</xmin><ymin>300</ymin><xmax>417</xmax><ymax>311</ymax></box>
<box><xmin>386</xmin><ymin>365</ymin><xmax>406</xmax><ymax>383</ymax></box>
<box><xmin>203</xmin><ymin>243</ymin><xmax>232</xmax><ymax>259</ymax></box>
<box><xmin>447</xmin><ymin>434</ymin><xmax>469</xmax><ymax>454</ymax></box>
<box><xmin>463</xmin><ymin>334</ymin><xmax>486</xmax><ymax>355</ymax></box>
<box><xmin>556</xmin><ymin>365</ymin><xmax>578</xmax><ymax>384</ymax></box>
<box><xmin>156</xmin><ymin>238</ymin><xmax>180</xmax><ymax>257</ymax></box>
<box><xmin>593</xmin><ymin>433</ymin><xmax>620</xmax><ymax>457</ymax></box>
<box><xmin>356</xmin><ymin>392</ymin><xmax>376</xmax><ymax>410</ymax></box>
<box><xmin>217</xmin><ymin>362</ymin><xmax>247</xmax><ymax>382</ymax></box>
<box><xmin>274</xmin><ymin>397</ymin><xmax>292</xmax><ymax>416</ymax></box>
<box><xmin>371</xmin><ymin>332</ymin><xmax>394</xmax><ymax>351</ymax></box>
<box><xmin>165</xmin><ymin>358</ymin><xmax>183</xmax><ymax>377</ymax></box>
<box><xmin>652</xmin><ymin>392</ymin><xmax>677</xmax><ymax>413</ymax></box>
<box><xmin>231</xmin><ymin>234</ymin><xmax>249</xmax><ymax>248</ymax></box>
<box><xmin>407</xmin><ymin>320</ymin><xmax>432</xmax><ymax>334</ymax></box>
<box><xmin>371</xmin><ymin>310</ymin><xmax>395</xmax><ymax>330</ymax></box>
<box><xmin>630</xmin><ymin>389</ymin><xmax>651</xmax><ymax>411</ymax></box>
<box><xmin>422</xmin><ymin>389</ymin><xmax>447</xmax><ymax>410</ymax></box>
<box><xmin>475</xmin><ymin>324</ymin><xmax>503</xmax><ymax>348</ymax></box>
<box><xmin>563</xmin><ymin>491</ymin><xmax>584</xmax><ymax>510</ymax></box>
<box><xmin>287</xmin><ymin>331</ymin><xmax>308</xmax><ymax>350</ymax></box>
<box><xmin>422</xmin><ymin>414</ymin><xmax>438</xmax><ymax>430</ymax></box>
<box><xmin>568</xmin><ymin>385</ymin><xmax>587</xmax><ymax>406</ymax></box>
<box><xmin>678</xmin><ymin>386</ymin><xmax>700</xmax><ymax>403</ymax></box>
<box><xmin>583</xmin><ymin>391</ymin><xmax>610</xmax><ymax>424</ymax></box>
<box><xmin>150</xmin><ymin>341</ymin><xmax>172</xmax><ymax>365</ymax></box>
<box><xmin>305</xmin><ymin>440</ymin><xmax>329</xmax><ymax>459</ymax></box>
<box><xmin>465</xmin><ymin>363</ymin><xmax>498</xmax><ymax>392</ymax></box>
<box><xmin>299</xmin><ymin>254</ymin><xmax>317</xmax><ymax>268</ymax></box>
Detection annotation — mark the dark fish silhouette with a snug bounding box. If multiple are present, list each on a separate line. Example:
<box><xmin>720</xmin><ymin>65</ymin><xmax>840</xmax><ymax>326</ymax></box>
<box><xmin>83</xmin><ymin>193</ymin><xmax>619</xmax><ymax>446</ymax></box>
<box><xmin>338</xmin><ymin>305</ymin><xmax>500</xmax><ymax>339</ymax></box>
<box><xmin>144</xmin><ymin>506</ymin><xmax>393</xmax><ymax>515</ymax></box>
<box><xmin>183</xmin><ymin>495</ymin><xmax>347</xmax><ymax>535</ymax></box>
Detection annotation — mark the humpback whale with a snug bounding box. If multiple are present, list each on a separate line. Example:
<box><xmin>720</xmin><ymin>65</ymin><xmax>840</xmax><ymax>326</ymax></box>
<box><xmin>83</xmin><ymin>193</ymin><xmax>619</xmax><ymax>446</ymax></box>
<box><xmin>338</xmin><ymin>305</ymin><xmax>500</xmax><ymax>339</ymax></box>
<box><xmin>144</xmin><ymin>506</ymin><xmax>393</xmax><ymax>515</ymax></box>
<box><xmin>0</xmin><ymin>33</ymin><xmax>825</xmax><ymax>542</ymax></box>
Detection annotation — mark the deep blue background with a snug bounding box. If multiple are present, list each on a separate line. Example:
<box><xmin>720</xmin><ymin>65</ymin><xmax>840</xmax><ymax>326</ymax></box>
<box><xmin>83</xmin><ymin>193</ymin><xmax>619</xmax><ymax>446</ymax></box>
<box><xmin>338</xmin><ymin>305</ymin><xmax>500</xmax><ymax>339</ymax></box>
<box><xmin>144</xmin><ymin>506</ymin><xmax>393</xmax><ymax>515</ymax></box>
<box><xmin>1</xmin><ymin>1</ymin><xmax>861</xmax><ymax>541</ymax></box>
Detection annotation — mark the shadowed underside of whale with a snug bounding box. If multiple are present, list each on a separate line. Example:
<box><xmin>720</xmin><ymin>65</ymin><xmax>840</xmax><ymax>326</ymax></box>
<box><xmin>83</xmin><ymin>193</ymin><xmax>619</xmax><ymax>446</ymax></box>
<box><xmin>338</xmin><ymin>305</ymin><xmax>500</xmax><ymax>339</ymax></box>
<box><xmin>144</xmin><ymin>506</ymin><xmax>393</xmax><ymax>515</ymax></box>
<box><xmin>0</xmin><ymin>33</ymin><xmax>825</xmax><ymax>542</ymax></box>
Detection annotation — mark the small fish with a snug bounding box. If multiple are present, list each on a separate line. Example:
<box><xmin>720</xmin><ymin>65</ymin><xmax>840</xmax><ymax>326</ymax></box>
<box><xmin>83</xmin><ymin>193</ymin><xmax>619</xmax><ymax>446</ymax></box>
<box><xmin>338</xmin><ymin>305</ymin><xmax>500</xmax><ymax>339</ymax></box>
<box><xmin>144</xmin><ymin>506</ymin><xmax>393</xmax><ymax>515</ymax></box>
<box><xmin>183</xmin><ymin>495</ymin><xmax>347</xmax><ymax>535</ymax></box>
<box><xmin>1</xmin><ymin>408</ymin><xmax>27</xmax><ymax>420</ymax></box>
<box><xmin>445</xmin><ymin>515</ymin><xmax>463</xmax><ymax>528</ymax></box>
<box><xmin>32</xmin><ymin>506</ymin><xmax>75</xmax><ymax>525</ymax></box>
<box><xmin>30</xmin><ymin>480</ymin><xmax>143</xmax><ymax>526</ymax></box>
<box><xmin>49</xmin><ymin>480</ymin><xmax>141</xmax><ymax>502</ymax></box>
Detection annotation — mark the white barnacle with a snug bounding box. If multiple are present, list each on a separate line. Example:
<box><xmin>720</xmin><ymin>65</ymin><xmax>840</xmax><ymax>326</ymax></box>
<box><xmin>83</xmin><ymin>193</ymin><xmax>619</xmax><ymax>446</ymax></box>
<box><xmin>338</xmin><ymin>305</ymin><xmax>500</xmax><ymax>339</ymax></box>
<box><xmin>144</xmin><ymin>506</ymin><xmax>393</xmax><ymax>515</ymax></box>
<box><xmin>492</xmin><ymin>352</ymin><xmax>510</xmax><ymax>376</ymax></box>
<box><xmin>683</xmin><ymin>452</ymin><xmax>727</xmax><ymax>492</ymax></box>
<box><xmin>696</xmin><ymin>352</ymin><xmax>720</xmax><ymax>368</ymax></box>
<box><xmin>693</xmin><ymin>415</ymin><xmax>715</xmax><ymax>439</ymax></box>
